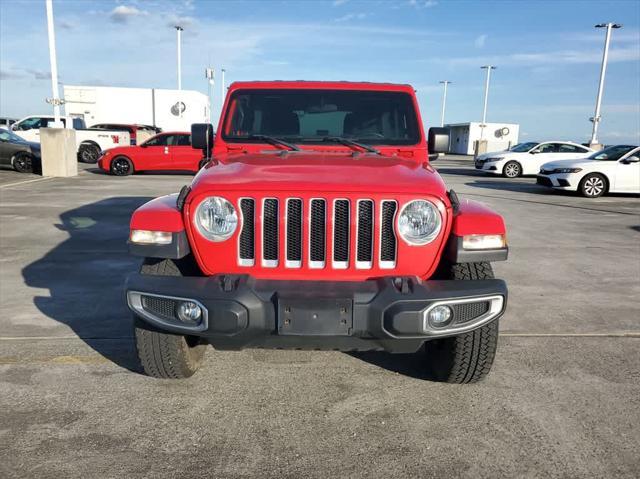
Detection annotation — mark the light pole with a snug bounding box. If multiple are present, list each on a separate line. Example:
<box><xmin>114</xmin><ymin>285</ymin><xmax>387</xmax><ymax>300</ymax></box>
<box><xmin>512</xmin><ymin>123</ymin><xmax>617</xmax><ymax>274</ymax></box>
<box><xmin>480</xmin><ymin>65</ymin><xmax>496</xmax><ymax>139</ymax></box>
<box><xmin>221</xmin><ymin>68</ymin><xmax>226</xmax><ymax>109</ymax></box>
<box><xmin>439</xmin><ymin>80</ymin><xmax>451</xmax><ymax>127</ymax></box>
<box><xmin>45</xmin><ymin>0</ymin><xmax>62</xmax><ymax>125</ymax></box>
<box><xmin>589</xmin><ymin>22</ymin><xmax>622</xmax><ymax>147</ymax></box>
<box><xmin>205</xmin><ymin>67</ymin><xmax>215</xmax><ymax>123</ymax></box>
<box><xmin>175</xmin><ymin>25</ymin><xmax>183</xmax><ymax>90</ymax></box>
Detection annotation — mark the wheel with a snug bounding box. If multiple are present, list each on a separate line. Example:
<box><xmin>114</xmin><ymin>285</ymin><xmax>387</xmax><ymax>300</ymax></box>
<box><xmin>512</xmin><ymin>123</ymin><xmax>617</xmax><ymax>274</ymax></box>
<box><xmin>198</xmin><ymin>159</ymin><xmax>209</xmax><ymax>170</ymax></box>
<box><xmin>13</xmin><ymin>152</ymin><xmax>33</xmax><ymax>173</ymax></box>
<box><xmin>423</xmin><ymin>262</ymin><xmax>500</xmax><ymax>383</ymax></box>
<box><xmin>110</xmin><ymin>156</ymin><xmax>133</xmax><ymax>176</ymax></box>
<box><xmin>78</xmin><ymin>143</ymin><xmax>101</xmax><ymax>163</ymax></box>
<box><xmin>502</xmin><ymin>161</ymin><xmax>521</xmax><ymax>178</ymax></box>
<box><xmin>134</xmin><ymin>257</ymin><xmax>206</xmax><ymax>379</ymax></box>
<box><xmin>579</xmin><ymin>173</ymin><xmax>607</xmax><ymax>198</ymax></box>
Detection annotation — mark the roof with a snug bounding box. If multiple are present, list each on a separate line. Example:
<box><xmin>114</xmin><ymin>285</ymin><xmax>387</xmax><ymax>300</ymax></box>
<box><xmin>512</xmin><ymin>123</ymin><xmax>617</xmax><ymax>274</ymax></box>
<box><xmin>228</xmin><ymin>81</ymin><xmax>415</xmax><ymax>93</ymax></box>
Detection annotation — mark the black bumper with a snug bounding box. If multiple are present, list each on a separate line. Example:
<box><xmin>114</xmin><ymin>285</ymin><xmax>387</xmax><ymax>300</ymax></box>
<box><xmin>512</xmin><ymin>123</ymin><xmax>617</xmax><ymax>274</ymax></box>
<box><xmin>125</xmin><ymin>274</ymin><xmax>507</xmax><ymax>353</ymax></box>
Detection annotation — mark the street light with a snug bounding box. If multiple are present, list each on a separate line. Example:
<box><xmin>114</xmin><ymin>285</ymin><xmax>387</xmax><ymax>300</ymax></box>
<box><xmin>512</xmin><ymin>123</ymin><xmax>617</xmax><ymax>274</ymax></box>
<box><xmin>221</xmin><ymin>68</ymin><xmax>226</xmax><ymax>110</ymax></box>
<box><xmin>480</xmin><ymin>65</ymin><xmax>496</xmax><ymax>139</ymax></box>
<box><xmin>175</xmin><ymin>25</ymin><xmax>183</xmax><ymax>90</ymax></box>
<box><xmin>439</xmin><ymin>80</ymin><xmax>451</xmax><ymax>127</ymax></box>
<box><xmin>45</xmin><ymin>0</ymin><xmax>62</xmax><ymax>125</ymax></box>
<box><xmin>589</xmin><ymin>23</ymin><xmax>622</xmax><ymax>147</ymax></box>
<box><xmin>205</xmin><ymin>67</ymin><xmax>215</xmax><ymax>123</ymax></box>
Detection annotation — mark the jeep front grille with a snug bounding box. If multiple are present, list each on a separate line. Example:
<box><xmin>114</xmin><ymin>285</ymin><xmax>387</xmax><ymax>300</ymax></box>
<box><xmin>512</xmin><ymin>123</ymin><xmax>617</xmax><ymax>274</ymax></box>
<box><xmin>237</xmin><ymin>197</ymin><xmax>398</xmax><ymax>270</ymax></box>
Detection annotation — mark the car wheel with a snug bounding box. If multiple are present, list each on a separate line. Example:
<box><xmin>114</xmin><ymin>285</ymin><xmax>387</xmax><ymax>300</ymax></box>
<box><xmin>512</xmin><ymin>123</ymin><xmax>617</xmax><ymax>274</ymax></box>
<box><xmin>110</xmin><ymin>156</ymin><xmax>133</xmax><ymax>176</ymax></box>
<box><xmin>502</xmin><ymin>161</ymin><xmax>521</xmax><ymax>178</ymax></box>
<box><xmin>134</xmin><ymin>257</ymin><xmax>207</xmax><ymax>379</ymax></box>
<box><xmin>579</xmin><ymin>173</ymin><xmax>607</xmax><ymax>198</ymax></box>
<box><xmin>78</xmin><ymin>143</ymin><xmax>101</xmax><ymax>163</ymax></box>
<box><xmin>13</xmin><ymin>152</ymin><xmax>33</xmax><ymax>173</ymax></box>
<box><xmin>423</xmin><ymin>262</ymin><xmax>499</xmax><ymax>383</ymax></box>
<box><xmin>198</xmin><ymin>159</ymin><xmax>209</xmax><ymax>170</ymax></box>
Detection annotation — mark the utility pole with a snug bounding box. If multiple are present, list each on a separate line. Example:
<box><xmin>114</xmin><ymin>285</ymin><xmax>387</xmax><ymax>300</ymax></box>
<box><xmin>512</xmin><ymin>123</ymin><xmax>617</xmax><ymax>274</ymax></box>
<box><xmin>45</xmin><ymin>0</ymin><xmax>62</xmax><ymax>125</ymax></box>
<box><xmin>175</xmin><ymin>25</ymin><xmax>183</xmax><ymax>90</ymax></box>
<box><xmin>439</xmin><ymin>80</ymin><xmax>451</xmax><ymax>127</ymax></box>
<box><xmin>589</xmin><ymin>23</ymin><xmax>622</xmax><ymax>148</ymax></box>
<box><xmin>480</xmin><ymin>65</ymin><xmax>496</xmax><ymax>139</ymax></box>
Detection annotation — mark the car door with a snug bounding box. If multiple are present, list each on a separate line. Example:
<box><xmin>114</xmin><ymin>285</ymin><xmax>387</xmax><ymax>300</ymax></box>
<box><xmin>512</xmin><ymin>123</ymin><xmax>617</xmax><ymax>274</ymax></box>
<box><xmin>556</xmin><ymin>143</ymin><xmax>591</xmax><ymax>160</ymax></box>
<box><xmin>170</xmin><ymin>134</ymin><xmax>200</xmax><ymax>170</ymax></box>
<box><xmin>614</xmin><ymin>148</ymin><xmax>640</xmax><ymax>192</ymax></box>
<box><xmin>526</xmin><ymin>142</ymin><xmax>558</xmax><ymax>174</ymax></box>
<box><xmin>0</xmin><ymin>130</ymin><xmax>18</xmax><ymax>165</ymax></box>
<box><xmin>136</xmin><ymin>134</ymin><xmax>174</xmax><ymax>170</ymax></box>
<box><xmin>13</xmin><ymin>117</ymin><xmax>50</xmax><ymax>142</ymax></box>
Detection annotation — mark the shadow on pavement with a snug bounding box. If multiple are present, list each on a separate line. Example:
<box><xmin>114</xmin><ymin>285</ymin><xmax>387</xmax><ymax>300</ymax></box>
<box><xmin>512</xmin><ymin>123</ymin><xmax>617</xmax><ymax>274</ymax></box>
<box><xmin>22</xmin><ymin>197</ymin><xmax>152</xmax><ymax>373</ymax></box>
<box><xmin>348</xmin><ymin>348</ymin><xmax>439</xmax><ymax>381</ymax></box>
<box><xmin>464</xmin><ymin>179</ymin><xmax>557</xmax><ymax>195</ymax></box>
<box><xmin>433</xmin><ymin>167</ymin><xmax>487</xmax><ymax>177</ymax></box>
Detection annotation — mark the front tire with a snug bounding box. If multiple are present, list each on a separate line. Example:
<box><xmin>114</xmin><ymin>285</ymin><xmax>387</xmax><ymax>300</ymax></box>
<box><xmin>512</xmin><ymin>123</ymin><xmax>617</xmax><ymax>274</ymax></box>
<box><xmin>110</xmin><ymin>156</ymin><xmax>133</xmax><ymax>176</ymax></box>
<box><xmin>13</xmin><ymin>152</ymin><xmax>33</xmax><ymax>173</ymax></box>
<box><xmin>579</xmin><ymin>173</ymin><xmax>607</xmax><ymax>198</ymax></box>
<box><xmin>78</xmin><ymin>143</ymin><xmax>101</xmax><ymax>163</ymax></box>
<box><xmin>134</xmin><ymin>257</ymin><xmax>206</xmax><ymax>378</ymax></box>
<box><xmin>502</xmin><ymin>161</ymin><xmax>521</xmax><ymax>178</ymax></box>
<box><xmin>423</xmin><ymin>262</ymin><xmax>500</xmax><ymax>383</ymax></box>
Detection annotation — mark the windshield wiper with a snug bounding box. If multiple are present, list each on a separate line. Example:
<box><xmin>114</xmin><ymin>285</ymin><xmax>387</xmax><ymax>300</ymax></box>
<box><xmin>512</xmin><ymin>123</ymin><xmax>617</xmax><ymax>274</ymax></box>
<box><xmin>249</xmin><ymin>134</ymin><xmax>300</xmax><ymax>151</ymax></box>
<box><xmin>322</xmin><ymin>137</ymin><xmax>381</xmax><ymax>155</ymax></box>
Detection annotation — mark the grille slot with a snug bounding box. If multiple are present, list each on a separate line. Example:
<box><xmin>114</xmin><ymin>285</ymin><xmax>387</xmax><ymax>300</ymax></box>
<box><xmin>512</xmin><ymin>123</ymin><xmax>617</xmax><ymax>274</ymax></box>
<box><xmin>452</xmin><ymin>301</ymin><xmax>490</xmax><ymax>324</ymax></box>
<box><xmin>333</xmin><ymin>199</ymin><xmax>350</xmax><ymax>268</ymax></box>
<box><xmin>239</xmin><ymin>198</ymin><xmax>255</xmax><ymax>265</ymax></box>
<box><xmin>380</xmin><ymin>200</ymin><xmax>397</xmax><ymax>268</ymax></box>
<box><xmin>262</xmin><ymin>198</ymin><xmax>279</xmax><ymax>266</ymax></box>
<box><xmin>286</xmin><ymin>199</ymin><xmax>303</xmax><ymax>267</ymax></box>
<box><xmin>309</xmin><ymin>199</ymin><xmax>326</xmax><ymax>268</ymax></box>
<box><xmin>141</xmin><ymin>295</ymin><xmax>178</xmax><ymax>320</ymax></box>
<box><xmin>356</xmin><ymin>200</ymin><xmax>374</xmax><ymax>268</ymax></box>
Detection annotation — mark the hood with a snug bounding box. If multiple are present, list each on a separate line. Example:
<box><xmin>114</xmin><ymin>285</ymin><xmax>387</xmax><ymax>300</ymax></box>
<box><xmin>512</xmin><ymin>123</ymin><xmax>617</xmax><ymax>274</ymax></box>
<box><xmin>190</xmin><ymin>151</ymin><xmax>447</xmax><ymax>196</ymax></box>
<box><xmin>478</xmin><ymin>150</ymin><xmax>510</xmax><ymax>159</ymax></box>
<box><xmin>541</xmin><ymin>159</ymin><xmax>594</xmax><ymax>170</ymax></box>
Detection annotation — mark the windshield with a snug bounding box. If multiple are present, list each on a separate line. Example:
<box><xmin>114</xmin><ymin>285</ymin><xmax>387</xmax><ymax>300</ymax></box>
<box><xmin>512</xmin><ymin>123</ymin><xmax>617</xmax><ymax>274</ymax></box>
<box><xmin>588</xmin><ymin>145</ymin><xmax>638</xmax><ymax>161</ymax></box>
<box><xmin>222</xmin><ymin>89</ymin><xmax>420</xmax><ymax>145</ymax></box>
<box><xmin>509</xmin><ymin>142</ymin><xmax>538</xmax><ymax>152</ymax></box>
<box><xmin>0</xmin><ymin>128</ymin><xmax>26</xmax><ymax>142</ymax></box>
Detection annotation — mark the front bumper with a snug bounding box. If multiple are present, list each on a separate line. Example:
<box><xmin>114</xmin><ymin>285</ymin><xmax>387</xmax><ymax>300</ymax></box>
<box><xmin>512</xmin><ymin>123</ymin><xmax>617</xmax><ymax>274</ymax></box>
<box><xmin>474</xmin><ymin>161</ymin><xmax>500</xmax><ymax>173</ymax></box>
<box><xmin>536</xmin><ymin>174</ymin><xmax>575</xmax><ymax>190</ymax></box>
<box><xmin>125</xmin><ymin>274</ymin><xmax>507</xmax><ymax>353</ymax></box>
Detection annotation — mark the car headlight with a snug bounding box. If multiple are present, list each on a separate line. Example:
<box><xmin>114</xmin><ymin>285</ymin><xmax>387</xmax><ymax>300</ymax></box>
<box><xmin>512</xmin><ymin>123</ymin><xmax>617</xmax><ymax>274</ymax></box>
<box><xmin>485</xmin><ymin>157</ymin><xmax>504</xmax><ymax>162</ymax></box>
<box><xmin>397</xmin><ymin>200</ymin><xmax>442</xmax><ymax>245</ymax></box>
<box><xmin>194</xmin><ymin>196</ymin><xmax>238</xmax><ymax>241</ymax></box>
<box><xmin>552</xmin><ymin>168</ymin><xmax>582</xmax><ymax>173</ymax></box>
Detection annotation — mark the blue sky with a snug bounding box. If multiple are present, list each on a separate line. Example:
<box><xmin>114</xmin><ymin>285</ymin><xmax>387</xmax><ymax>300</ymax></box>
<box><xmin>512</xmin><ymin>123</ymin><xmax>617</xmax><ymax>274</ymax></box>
<box><xmin>1</xmin><ymin>0</ymin><xmax>639</xmax><ymax>144</ymax></box>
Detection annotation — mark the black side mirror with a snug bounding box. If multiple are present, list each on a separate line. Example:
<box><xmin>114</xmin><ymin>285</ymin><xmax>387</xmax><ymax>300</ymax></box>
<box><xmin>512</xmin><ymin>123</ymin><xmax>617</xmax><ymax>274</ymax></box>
<box><xmin>427</xmin><ymin>127</ymin><xmax>449</xmax><ymax>156</ymax></box>
<box><xmin>191</xmin><ymin>123</ymin><xmax>214</xmax><ymax>152</ymax></box>
<box><xmin>622</xmin><ymin>155</ymin><xmax>640</xmax><ymax>164</ymax></box>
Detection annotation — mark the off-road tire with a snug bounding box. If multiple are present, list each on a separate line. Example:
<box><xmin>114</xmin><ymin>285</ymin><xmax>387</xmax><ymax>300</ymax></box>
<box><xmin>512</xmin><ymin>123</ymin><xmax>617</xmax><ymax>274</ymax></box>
<box><xmin>13</xmin><ymin>152</ymin><xmax>33</xmax><ymax>173</ymax></box>
<box><xmin>579</xmin><ymin>173</ymin><xmax>607</xmax><ymax>198</ymax></box>
<box><xmin>198</xmin><ymin>158</ymin><xmax>209</xmax><ymax>170</ymax></box>
<box><xmin>502</xmin><ymin>161</ymin><xmax>521</xmax><ymax>178</ymax></box>
<box><xmin>110</xmin><ymin>156</ymin><xmax>133</xmax><ymax>176</ymax></box>
<box><xmin>424</xmin><ymin>262</ymin><xmax>499</xmax><ymax>383</ymax></box>
<box><xmin>134</xmin><ymin>257</ymin><xmax>206</xmax><ymax>378</ymax></box>
<box><xmin>78</xmin><ymin>143</ymin><xmax>101</xmax><ymax>163</ymax></box>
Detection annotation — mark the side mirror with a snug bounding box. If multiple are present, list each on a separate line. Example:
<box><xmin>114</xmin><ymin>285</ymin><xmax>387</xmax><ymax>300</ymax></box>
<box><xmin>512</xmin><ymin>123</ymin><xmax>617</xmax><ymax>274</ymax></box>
<box><xmin>427</xmin><ymin>127</ymin><xmax>449</xmax><ymax>155</ymax></box>
<box><xmin>139</xmin><ymin>143</ymin><xmax>147</xmax><ymax>148</ymax></box>
<box><xmin>622</xmin><ymin>155</ymin><xmax>640</xmax><ymax>164</ymax></box>
<box><xmin>10</xmin><ymin>124</ymin><xmax>18</xmax><ymax>131</ymax></box>
<box><xmin>529</xmin><ymin>150</ymin><xmax>539</xmax><ymax>154</ymax></box>
<box><xmin>191</xmin><ymin>123</ymin><xmax>214</xmax><ymax>152</ymax></box>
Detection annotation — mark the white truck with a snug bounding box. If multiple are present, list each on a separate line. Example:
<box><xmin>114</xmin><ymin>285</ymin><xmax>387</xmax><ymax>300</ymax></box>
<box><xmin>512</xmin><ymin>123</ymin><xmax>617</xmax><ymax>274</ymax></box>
<box><xmin>11</xmin><ymin>115</ymin><xmax>130</xmax><ymax>163</ymax></box>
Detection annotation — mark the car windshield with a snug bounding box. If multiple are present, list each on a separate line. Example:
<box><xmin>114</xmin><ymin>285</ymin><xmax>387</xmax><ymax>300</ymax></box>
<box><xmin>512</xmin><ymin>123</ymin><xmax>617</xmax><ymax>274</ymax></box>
<box><xmin>509</xmin><ymin>142</ymin><xmax>539</xmax><ymax>152</ymax></box>
<box><xmin>222</xmin><ymin>89</ymin><xmax>420</xmax><ymax>146</ymax></box>
<box><xmin>0</xmin><ymin>128</ymin><xmax>26</xmax><ymax>142</ymax></box>
<box><xmin>588</xmin><ymin>145</ymin><xmax>638</xmax><ymax>161</ymax></box>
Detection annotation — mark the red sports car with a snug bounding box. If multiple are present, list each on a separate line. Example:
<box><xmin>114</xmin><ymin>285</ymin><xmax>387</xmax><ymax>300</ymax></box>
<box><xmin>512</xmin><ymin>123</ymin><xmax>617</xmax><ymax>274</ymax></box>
<box><xmin>98</xmin><ymin>131</ymin><xmax>206</xmax><ymax>175</ymax></box>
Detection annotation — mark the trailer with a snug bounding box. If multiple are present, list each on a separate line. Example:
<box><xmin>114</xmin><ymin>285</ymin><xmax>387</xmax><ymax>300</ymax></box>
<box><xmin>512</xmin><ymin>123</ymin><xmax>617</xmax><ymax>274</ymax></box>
<box><xmin>63</xmin><ymin>85</ymin><xmax>210</xmax><ymax>132</ymax></box>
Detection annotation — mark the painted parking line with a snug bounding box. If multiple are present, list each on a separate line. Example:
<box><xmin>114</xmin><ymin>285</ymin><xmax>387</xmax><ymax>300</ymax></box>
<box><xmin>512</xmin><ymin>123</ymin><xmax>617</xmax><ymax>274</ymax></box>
<box><xmin>0</xmin><ymin>176</ymin><xmax>54</xmax><ymax>189</ymax></box>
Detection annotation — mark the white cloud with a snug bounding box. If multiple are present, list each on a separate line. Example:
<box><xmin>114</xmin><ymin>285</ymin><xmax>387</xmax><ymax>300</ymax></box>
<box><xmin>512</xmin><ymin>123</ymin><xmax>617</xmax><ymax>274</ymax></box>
<box><xmin>409</xmin><ymin>0</ymin><xmax>438</xmax><ymax>7</ymax></box>
<box><xmin>474</xmin><ymin>34</ymin><xmax>488</xmax><ymax>48</ymax></box>
<box><xmin>334</xmin><ymin>13</ymin><xmax>367</xmax><ymax>23</ymax></box>
<box><xmin>333</xmin><ymin>0</ymin><xmax>349</xmax><ymax>5</ymax></box>
<box><xmin>109</xmin><ymin>5</ymin><xmax>148</xmax><ymax>24</ymax></box>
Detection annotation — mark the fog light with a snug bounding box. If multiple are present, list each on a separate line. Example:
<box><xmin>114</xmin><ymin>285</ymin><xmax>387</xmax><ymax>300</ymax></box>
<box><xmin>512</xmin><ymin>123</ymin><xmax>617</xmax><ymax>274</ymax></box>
<box><xmin>176</xmin><ymin>301</ymin><xmax>202</xmax><ymax>324</ymax></box>
<box><xmin>428</xmin><ymin>305</ymin><xmax>452</xmax><ymax>328</ymax></box>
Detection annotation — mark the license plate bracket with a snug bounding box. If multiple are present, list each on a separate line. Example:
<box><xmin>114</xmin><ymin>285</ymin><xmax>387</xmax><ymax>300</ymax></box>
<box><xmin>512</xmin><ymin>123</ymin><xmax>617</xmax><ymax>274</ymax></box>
<box><xmin>277</xmin><ymin>298</ymin><xmax>353</xmax><ymax>336</ymax></box>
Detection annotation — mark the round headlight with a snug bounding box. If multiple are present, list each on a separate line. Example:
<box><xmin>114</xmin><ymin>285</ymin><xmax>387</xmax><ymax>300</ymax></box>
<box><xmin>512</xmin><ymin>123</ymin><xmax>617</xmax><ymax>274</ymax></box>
<box><xmin>398</xmin><ymin>199</ymin><xmax>442</xmax><ymax>245</ymax></box>
<box><xmin>194</xmin><ymin>196</ymin><xmax>238</xmax><ymax>241</ymax></box>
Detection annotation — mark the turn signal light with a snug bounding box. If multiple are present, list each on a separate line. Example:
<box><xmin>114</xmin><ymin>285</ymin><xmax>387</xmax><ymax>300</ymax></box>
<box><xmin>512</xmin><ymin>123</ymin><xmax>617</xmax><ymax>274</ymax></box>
<box><xmin>462</xmin><ymin>234</ymin><xmax>506</xmax><ymax>250</ymax></box>
<box><xmin>130</xmin><ymin>230</ymin><xmax>172</xmax><ymax>245</ymax></box>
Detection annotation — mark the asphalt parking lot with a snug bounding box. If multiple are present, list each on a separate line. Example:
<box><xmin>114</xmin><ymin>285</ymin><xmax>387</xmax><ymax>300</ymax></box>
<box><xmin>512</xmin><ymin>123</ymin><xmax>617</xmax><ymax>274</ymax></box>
<box><xmin>1</xmin><ymin>156</ymin><xmax>639</xmax><ymax>478</ymax></box>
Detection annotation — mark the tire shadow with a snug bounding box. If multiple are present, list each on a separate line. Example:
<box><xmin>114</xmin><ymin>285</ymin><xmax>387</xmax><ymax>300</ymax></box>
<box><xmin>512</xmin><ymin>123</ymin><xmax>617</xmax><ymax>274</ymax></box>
<box><xmin>21</xmin><ymin>197</ymin><xmax>153</xmax><ymax>373</ymax></box>
<box><xmin>347</xmin><ymin>348</ymin><xmax>438</xmax><ymax>381</ymax></box>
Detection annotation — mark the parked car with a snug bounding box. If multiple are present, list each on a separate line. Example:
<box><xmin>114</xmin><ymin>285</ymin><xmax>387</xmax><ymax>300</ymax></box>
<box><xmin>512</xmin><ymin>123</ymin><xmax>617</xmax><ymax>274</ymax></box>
<box><xmin>537</xmin><ymin>145</ymin><xmax>640</xmax><ymax>197</ymax></box>
<box><xmin>98</xmin><ymin>131</ymin><xmax>204</xmax><ymax>175</ymax></box>
<box><xmin>475</xmin><ymin>141</ymin><xmax>593</xmax><ymax>177</ymax></box>
<box><xmin>125</xmin><ymin>81</ymin><xmax>509</xmax><ymax>382</ymax></box>
<box><xmin>0</xmin><ymin>128</ymin><xmax>41</xmax><ymax>173</ymax></box>
<box><xmin>0</xmin><ymin>117</ymin><xmax>17</xmax><ymax>128</ymax></box>
<box><xmin>11</xmin><ymin>115</ymin><xmax>130</xmax><ymax>163</ymax></box>
<box><xmin>89</xmin><ymin>123</ymin><xmax>161</xmax><ymax>145</ymax></box>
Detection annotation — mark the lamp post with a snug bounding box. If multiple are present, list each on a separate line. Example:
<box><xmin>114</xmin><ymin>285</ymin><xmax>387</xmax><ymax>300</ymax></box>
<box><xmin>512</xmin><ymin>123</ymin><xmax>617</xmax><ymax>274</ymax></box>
<box><xmin>205</xmin><ymin>67</ymin><xmax>215</xmax><ymax>123</ymax></box>
<box><xmin>221</xmin><ymin>68</ymin><xmax>226</xmax><ymax>110</ymax></box>
<box><xmin>175</xmin><ymin>25</ymin><xmax>183</xmax><ymax>90</ymax></box>
<box><xmin>439</xmin><ymin>80</ymin><xmax>451</xmax><ymax>127</ymax></box>
<box><xmin>480</xmin><ymin>65</ymin><xmax>496</xmax><ymax>139</ymax></box>
<box><xmin>45</xmin><ymin>0</ymin><xmax>62</xmax><ymax>125</ymax></box>
<box><xmin>589</xmin><ymin>23</ymin><xmax>622</xmax><ymax>148</ymax></box>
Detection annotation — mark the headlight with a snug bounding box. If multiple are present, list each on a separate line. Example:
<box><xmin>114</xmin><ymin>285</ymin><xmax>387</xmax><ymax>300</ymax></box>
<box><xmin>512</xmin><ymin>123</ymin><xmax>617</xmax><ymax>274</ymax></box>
<box><xmin>552</xmin><ymin>168</ymin><xmax>582</xmax><ymax>173</ymax></box>
<box><xmin>398</xmin><ymin>200</ymin><xmax>442</xmax><ymax>245</ymax></box>
<box><xmin>194</xmin><ymin>196</ymin><xmax>238</xmax><ymax>241</ymax></box>
<box><xmin>485</xmin><ymin>157</ymin><xmax>504</xmax><ymax>162</ymax></box>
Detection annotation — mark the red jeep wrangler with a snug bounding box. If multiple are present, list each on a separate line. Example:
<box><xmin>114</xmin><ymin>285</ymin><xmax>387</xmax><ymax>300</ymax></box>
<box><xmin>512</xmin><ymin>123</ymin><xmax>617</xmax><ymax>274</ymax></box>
<box><xmin>126</xmin><ymin>81</ymin><xmax>508</xmax><ymax>382</ymax></box>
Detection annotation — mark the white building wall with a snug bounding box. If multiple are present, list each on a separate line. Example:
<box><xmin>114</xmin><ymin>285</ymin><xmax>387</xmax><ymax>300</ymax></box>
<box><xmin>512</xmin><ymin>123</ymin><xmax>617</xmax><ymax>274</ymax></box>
<box><xmin>446</xmin><ymin>122</ymin><xmax>519</xmax><ymax>155</ymax></box>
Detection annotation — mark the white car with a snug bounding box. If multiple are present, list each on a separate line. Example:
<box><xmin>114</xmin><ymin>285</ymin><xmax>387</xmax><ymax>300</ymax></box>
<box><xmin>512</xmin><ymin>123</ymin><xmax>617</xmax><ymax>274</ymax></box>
<box><xmin>537</xmin><ymin>145</ymin><xmax>640</xmax><ymax>198</ymax></box>
<box><xmin>11</xmin><ymin>115</ymin><xmax>130</xmax><ymax>163</ymax></box>
<box><xmin>475</xmin><ymin>141</ymin><xmax>594</xmax><ymax>178</ymax></box>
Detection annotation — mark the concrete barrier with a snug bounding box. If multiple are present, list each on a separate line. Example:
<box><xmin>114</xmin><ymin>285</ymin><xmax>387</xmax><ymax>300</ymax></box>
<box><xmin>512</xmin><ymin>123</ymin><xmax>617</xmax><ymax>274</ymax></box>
<box><xmin>40</xmin><ymin>128</ymin><xmax>78</xmax><ymax>177</ymax></box>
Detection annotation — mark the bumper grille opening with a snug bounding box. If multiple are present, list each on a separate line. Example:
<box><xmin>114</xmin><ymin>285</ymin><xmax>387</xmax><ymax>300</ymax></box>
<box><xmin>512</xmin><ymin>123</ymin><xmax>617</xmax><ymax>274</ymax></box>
<box><xmin>452</xmin><ymin>301</ymin><xmax>490</xmax><ymax>324</ymax></box>
<box><xmin>380</xmin><ymin>201</ymin><xmax>397</xmax><ymax>267</ymax></box>
<box><xmin>333</xmin><ymin>199</ymin><xmax>350</xmax><ymax>266</ymax></box>
<box><xmin>310</xmin><ymin>199</ymin><xmax>326</xmax><ymax>267</ymax></box>
<box><xmin>263</xmin><ymin>199</ymin><xmax>279</xmax><ymax>266</ymax></box>
<box><xmin>357</xmin><ymin>200</ymin><xmax>374</xmax><ymax>268</ymax></box>
<box><xmin>239</xmin><ymin>199</ymin><xmax>255</xmax><ymax>265</ymax></box>
<box><xmin>141</xmin><ymin>295</ymin><xmax>179</xmax><ymax>321</ymax></box>
<box><xmin>286</xmin><ymin>199</ymin><xmax>303</xmax><ymax>266</ymax></box>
